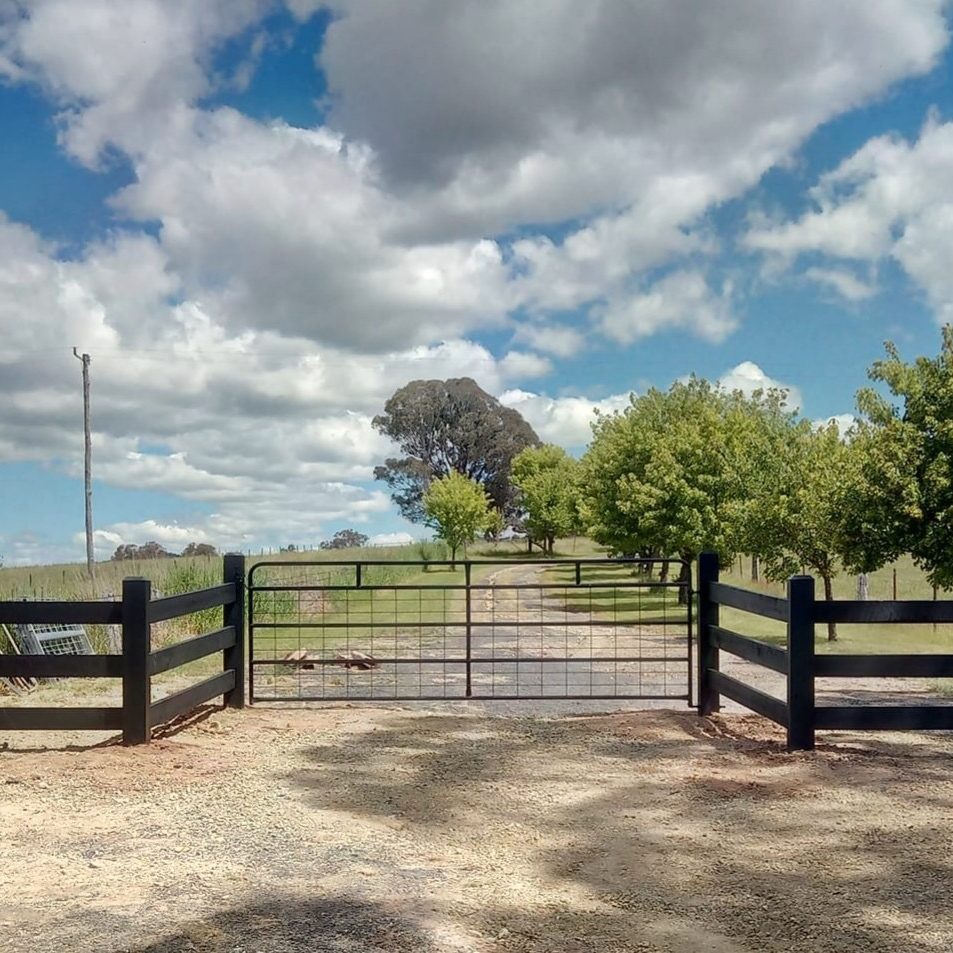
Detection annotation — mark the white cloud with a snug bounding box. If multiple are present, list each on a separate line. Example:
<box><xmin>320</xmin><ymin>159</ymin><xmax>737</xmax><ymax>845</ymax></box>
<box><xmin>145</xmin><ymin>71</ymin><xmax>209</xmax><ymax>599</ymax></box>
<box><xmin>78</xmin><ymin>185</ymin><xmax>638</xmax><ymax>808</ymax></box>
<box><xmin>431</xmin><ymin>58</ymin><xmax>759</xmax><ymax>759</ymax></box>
<box><xmin>367</xmin><ymin>531</ymin><xmax>416</xmax><ymax>547</ymax></box>
<box><xmin>2</xmin><ymin>0</ymin><xmax>945</xmax><ymax>351</ymax></box>
<box><xmin>0</xmin><ymin>3</ymin><xmax>950</xmax><ymax>559</ymax></box>
<box><xmin>514</xmin><ymin>323</ymin><xmax>585</xmax><ymax>359</ymax></box>
<box><xmin>499</xmin><ymin>389</ymin><xmax>631</xmax><ymax>448</ymax></box>
<box><xmin>597</xmin><ymin>271</ymin><xmax>737</xmax><ymax>345</ymax></box>
<box><xmin>804</xmin><ymin>267</ymin><xmax>877</xmax><ymax>302</ymax></box>
<box><xmin>746</xmin><ymin>117</ymin><xmax>953</xmax><ymax>322</ymax></box>
<box><xmin>0</xmin><ymin>0</ymin><xmax>272</xmax><ymax>166</ymax></box>
<box><xmin>498</xmin><ymin>350</ymin><xmax>552</xmax><ymax>380</ymax></box>
<box><xmin>812</xmin><ymin>413</ymin><xmax>858</xmax><ymax>434</ymax></box>
<box><xmin>717</xmin><ymin>361</ymin><xmax>802</xmax><ymax>411</ymax></box>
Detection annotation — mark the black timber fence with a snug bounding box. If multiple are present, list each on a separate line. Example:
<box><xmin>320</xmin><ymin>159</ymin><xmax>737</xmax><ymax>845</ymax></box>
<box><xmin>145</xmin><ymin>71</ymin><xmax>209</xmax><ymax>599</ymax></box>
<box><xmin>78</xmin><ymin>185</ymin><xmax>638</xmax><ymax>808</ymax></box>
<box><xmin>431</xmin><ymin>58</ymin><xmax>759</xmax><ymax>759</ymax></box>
<box><xmin>698</xmin><ymin>551</ymin><xmax>953</xmax><ymax>750</ymax></box>
<box><xmin>0</xmin><ymin>553</ymin><xmax>245</xmax><ymax>745</ymax></box>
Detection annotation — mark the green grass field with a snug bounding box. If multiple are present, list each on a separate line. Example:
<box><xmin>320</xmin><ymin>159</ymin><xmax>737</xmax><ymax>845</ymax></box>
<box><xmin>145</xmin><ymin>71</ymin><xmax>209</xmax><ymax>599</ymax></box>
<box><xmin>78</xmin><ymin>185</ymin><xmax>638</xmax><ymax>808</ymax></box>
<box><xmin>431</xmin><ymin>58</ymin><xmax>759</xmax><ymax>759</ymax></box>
<box><xmin>718</xmin><ymin>554</ymin><xmax>953</xmax><ymax>657</ymax></box>
<box><xmin>4</xmin><ymin>540</ymin><xmax>952</xmax><ymax>661</ymax></box>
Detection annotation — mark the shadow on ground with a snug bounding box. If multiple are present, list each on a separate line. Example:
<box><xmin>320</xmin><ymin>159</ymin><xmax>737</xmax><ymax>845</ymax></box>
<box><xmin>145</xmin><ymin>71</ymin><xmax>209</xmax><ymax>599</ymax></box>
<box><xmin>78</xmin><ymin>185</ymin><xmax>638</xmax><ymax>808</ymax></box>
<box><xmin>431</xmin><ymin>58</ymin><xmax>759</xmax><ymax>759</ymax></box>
<box><xmin>111</xmin><ymin>896</ymin><xmax>436</xmax><ymax>953</ymax></box>
<box><xmin>285</xmin><ymin>709</ymin><xmax>953</xmax><ymax>953</ymax></box>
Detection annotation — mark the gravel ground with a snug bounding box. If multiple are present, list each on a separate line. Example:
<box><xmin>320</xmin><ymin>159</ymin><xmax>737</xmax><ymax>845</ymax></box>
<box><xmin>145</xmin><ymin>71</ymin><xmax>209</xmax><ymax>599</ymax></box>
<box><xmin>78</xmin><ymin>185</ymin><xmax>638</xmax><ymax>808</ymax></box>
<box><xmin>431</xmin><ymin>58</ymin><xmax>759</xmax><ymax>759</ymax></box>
<box><xmin>2</xmin><ymin>704</ymin><xmax>953</xmax><ymax>953</ymax></box>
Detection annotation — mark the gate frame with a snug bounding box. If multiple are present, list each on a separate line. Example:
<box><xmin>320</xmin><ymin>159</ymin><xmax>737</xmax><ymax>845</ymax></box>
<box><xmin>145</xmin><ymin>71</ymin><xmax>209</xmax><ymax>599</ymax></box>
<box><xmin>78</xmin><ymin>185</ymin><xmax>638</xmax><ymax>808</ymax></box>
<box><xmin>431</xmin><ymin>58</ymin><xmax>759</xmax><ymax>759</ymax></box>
<box><xmin>247</xmin><ymin>556</ymin><xmax>694</xmax><ymax>705</ymax></box>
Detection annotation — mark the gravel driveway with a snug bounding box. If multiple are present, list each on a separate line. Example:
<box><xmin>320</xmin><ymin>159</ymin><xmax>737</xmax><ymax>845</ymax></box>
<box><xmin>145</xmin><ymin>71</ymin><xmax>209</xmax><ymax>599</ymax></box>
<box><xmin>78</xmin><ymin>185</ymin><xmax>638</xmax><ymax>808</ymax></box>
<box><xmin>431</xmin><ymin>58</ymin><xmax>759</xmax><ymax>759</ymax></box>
<box><xmin>2</xmin><ymin>705</ymin><xmax>953</xmax><ymax>953</ymax></box>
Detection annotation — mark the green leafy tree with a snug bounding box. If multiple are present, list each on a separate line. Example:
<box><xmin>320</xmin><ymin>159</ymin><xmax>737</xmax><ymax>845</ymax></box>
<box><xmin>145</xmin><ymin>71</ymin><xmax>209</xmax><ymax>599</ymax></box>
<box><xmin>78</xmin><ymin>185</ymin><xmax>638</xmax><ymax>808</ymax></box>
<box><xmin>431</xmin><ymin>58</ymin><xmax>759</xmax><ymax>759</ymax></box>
<box><xmin>373</xmin><ymin>378</ymin><xmax>540</xmax><ymax>523</ymax></box>
<box><xmin>511</xmin><ymin>444</ymin><xmax>581</xmax><ymax>555</ymax></box>
<box><xmin>484</xmin><ymin>507</ymin><xmax>506</xmax><ymax>543</ymax></box>
<box><xmin>747</xmin><ymin>421</ymin><xmax>851</xmax><ymax>640</ymax></box>
<box><xmin>423</xmin><ymin>471</ymin><xmax>492</xmax><ymax>566</ymax></box>
<box><xmin>181</xmin><ymin>542</ymin><xmax>218</xmax><ymax>557</ymax></box>
<box><xmin>838</xmin><ymin>328</ymin><xmax>953</xmax><ymax>589</ymax></box>
<box><xmin>581</xmin><ymin>378</ymin><xmax>794</xmax><ymax>599</ymax></box>
<box><xmin>319</xmin><ymin>529</ymin><xmax>370</xmax><ymax>550</ymax></box>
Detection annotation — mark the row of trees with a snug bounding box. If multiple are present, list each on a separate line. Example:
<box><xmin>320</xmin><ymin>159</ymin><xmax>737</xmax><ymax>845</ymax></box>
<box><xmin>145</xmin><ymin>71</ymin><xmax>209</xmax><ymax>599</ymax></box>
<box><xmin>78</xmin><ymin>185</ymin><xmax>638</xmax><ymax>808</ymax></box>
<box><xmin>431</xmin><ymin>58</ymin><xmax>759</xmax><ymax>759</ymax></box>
<box><xmin>380</xmin><ymin>331</ymin><xmax>953</xmax><ymax>640</ymax></box>
<box><xmin>111</xmin><ymin>541</ymin><xmax>218</xmax><ymax>561</ymax></box>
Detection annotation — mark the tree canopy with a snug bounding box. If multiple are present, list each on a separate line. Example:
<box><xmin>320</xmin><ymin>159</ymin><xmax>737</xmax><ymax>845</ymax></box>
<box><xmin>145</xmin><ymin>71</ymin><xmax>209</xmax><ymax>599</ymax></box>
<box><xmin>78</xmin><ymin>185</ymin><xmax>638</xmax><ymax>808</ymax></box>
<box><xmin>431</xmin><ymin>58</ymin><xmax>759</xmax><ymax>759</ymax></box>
<box><xmin>373</xmin><ymin>377</ymin><xmax>540</xmax><ymax>523</ymax></box>
<box><xmin>423</xmin><ymin>471</ymin><xmax>492</xmax><ymax>565</ymax></box>
<box><xmin>319</xmin><ymin>529</ymin><xmax>370</xmax><ymax>550</ymax></box>
<box><xmin>840</xmin><ymin>328</ymin><xmax>953</xmax><ymax>589</ymax></box>
<box><xmin>581</xmin><ymin>378</ymin><xmax>794</xmax><ymax>570</ymax></box>
<box><xmin>746</xmin><ymin>420</ymin><xmax>851</xmax><ymax>639</ymax></box>
<box><xmin>511</xmin><ymin>444</ymin><xmax>581</xmax><ymax>554</ymax></box>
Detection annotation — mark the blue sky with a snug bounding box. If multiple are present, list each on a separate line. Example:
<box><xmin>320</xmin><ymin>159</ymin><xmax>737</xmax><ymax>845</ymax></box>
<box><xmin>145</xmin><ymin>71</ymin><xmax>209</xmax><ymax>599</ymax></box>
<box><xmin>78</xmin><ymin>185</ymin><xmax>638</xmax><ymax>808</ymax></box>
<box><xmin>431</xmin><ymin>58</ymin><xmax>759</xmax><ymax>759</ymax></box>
<box><xmin>1</xmin><ymin>1</ymin><xmax>952</xmax><ymax>565</ymax></box>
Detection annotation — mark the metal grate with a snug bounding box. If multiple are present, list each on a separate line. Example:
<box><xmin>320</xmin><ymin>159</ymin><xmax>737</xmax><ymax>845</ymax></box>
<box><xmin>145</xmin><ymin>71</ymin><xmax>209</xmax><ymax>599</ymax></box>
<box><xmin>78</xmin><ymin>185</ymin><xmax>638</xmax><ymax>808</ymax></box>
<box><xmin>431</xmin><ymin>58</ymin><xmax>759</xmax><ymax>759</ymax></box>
<box><xmin>13</xmin><ymin>623</ymin><xmax>94</xmax><ymax>656</ymax></box>
<box><xmin>248</xmin><ymin>558</ymin><xmax>692</xmax><ymax>704</ymax></box>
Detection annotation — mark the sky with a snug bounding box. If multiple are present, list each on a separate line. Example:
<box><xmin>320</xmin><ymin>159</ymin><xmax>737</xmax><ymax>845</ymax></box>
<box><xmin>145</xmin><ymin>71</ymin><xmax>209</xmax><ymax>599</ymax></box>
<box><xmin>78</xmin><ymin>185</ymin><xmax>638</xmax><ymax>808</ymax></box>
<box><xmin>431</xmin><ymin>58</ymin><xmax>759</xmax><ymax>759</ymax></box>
<box><xmin>1</xmin><ymin>1</ymin><xmax>953</xmax><ymax>565</ymax></box>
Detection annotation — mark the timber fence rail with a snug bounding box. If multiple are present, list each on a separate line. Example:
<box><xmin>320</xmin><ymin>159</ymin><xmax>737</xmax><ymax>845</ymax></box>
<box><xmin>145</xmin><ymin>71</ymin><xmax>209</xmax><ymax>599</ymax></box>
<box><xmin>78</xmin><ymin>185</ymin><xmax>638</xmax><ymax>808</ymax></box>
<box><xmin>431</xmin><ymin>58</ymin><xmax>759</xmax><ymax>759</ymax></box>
<box><xmin>0</xmin><ymin>553</ymin><xmax>245</xmax><ymax>745</ymax></box>
<box><xmin>698</xmin><ymin>551</ymin><xmax>953</xmax><ymax>750</ymax></box>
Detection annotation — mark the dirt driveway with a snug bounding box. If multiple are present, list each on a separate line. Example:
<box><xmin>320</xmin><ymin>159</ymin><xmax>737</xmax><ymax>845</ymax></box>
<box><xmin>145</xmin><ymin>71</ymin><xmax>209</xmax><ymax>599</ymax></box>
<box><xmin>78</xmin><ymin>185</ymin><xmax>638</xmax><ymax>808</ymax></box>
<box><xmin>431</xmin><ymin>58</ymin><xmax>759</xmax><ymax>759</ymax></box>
<box><xmin>2</xmin><ymin>705</ymin><xmax>953</xmax><ymax>953</ymax></box>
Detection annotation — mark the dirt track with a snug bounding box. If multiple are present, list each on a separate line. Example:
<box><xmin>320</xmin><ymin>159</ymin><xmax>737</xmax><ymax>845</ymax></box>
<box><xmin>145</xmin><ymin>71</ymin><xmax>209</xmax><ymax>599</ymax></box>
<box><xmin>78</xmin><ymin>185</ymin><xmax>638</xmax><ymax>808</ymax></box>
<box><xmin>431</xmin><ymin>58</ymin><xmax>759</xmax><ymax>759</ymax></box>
<box><xmin>2</xmin><ymin>705</ymin><xmax>953</xmax><ymax>953</ymax></box>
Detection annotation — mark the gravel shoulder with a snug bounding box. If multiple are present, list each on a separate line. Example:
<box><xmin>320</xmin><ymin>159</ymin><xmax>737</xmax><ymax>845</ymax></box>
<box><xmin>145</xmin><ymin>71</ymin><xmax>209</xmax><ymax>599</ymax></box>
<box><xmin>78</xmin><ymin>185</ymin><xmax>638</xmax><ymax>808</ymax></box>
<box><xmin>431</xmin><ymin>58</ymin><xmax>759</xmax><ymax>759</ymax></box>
<box><xmin>2</xmin><ymin>704</ymin><xmax>953</xmax><ymax>953</ymax></box>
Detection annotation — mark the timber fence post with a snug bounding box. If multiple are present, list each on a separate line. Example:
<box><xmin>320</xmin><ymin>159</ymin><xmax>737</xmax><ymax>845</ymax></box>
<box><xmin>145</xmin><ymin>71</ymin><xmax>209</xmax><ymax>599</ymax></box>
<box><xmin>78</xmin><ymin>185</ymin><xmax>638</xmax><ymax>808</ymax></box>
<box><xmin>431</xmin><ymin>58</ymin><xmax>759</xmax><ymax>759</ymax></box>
<box><xmin>223</xmin><ymin>553</ymin><xmax>245</xmax><ymax>709</ymax></box>
<box><xmin>698</xmin><ymin>551</ymin><xmax>720</xmax><ymax>715</ymax></box>
<box><xmin>786</xmin><ymin>574</ymin><xmax>816</xmax><ymax>751</ymax></box>
<box><xmin>121</xmin><ymin>577</ymin><xmax>151</xmax><ymax>745</ymax></box>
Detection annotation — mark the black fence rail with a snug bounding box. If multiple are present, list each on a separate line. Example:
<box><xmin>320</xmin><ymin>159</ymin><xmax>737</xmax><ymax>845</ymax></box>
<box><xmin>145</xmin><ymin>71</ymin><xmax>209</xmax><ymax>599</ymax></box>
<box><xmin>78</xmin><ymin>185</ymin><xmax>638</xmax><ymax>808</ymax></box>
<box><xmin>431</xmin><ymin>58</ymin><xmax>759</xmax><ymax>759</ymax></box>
<box><xmin>249</xmin><ymin>557</ymin><xmax>693</xmax><ymax>703</ymax></box>
<box><xmin>698</xmin><ymin>551</ymin><xmax>953</xmax><ymax>749</ymax></box>
<box><xmin>0</xmin><ymin>554</ymin><xmax>245</xmax><ymax>745</ymax></box>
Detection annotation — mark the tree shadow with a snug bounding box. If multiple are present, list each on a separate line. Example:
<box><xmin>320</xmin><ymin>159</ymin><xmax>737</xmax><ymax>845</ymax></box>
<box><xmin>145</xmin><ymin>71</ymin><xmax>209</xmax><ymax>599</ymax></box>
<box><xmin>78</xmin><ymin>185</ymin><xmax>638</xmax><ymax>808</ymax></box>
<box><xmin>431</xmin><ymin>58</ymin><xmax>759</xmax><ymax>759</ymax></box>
<box><xmin>285</xmin><ymin>708</ymin><xmax>953</xmax><ymax>951</ymax></box>
<box><xmin>110</xmin><ymin>896</ymin><xmax>437</xmax><ymax>953</ymax></box>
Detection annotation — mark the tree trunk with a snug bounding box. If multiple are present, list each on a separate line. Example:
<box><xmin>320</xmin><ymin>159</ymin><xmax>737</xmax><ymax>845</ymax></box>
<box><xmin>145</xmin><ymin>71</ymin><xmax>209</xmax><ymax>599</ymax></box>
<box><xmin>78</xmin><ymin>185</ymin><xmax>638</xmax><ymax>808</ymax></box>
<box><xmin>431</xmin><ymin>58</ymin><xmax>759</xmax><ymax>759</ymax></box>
<box><xmin>659</xmin><ymin>560</ymin><xmax>669</xmax><ymax>584</ymax></box>
<box><xmin>676</xmin><ymin>558</ymin><xmax>691</xmax><ymax>605</ymax></box>
<box><xmin>450</xmin><ymin>544</ymin><xmax>457</xmax><ymax>572</ymax></box>
<box><xmin>856</xmin><ymin>573</ymin><xmax>869</xmax><ymax>600</ymax></box>
<box><xmin>751</xmin><ymin>555</ymin><xmax>760</xmax><ymax>583</ymax></box>
<box><xmin>823</xmin><ymin>573</ymin><xmax>837</xmax><ymax>641</ymax></box>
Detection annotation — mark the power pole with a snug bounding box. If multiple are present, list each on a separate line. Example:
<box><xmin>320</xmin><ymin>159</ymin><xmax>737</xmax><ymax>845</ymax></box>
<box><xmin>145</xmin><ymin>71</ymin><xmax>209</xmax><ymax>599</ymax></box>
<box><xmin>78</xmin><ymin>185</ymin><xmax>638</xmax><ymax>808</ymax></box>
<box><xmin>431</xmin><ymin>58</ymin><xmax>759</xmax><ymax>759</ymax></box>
<box><xmin>73</xmin><ymin>348</ymin><xmax>95</xmax><ymax>582</ymax></box>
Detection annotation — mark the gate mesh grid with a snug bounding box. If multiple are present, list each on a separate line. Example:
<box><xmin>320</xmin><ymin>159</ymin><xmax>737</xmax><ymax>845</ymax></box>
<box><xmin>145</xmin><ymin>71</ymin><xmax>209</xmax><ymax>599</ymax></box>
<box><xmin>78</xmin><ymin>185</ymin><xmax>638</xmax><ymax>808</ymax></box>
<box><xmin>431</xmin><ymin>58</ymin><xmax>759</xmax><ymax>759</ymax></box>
<box><xmin>249</xmin><ymin>559</ymin><xmax>691</xmax><ymax>702</ymax></box>
<box><xmin>250</xmin><ymin>559</ymin><xmax>692</xmax><ymax>703</ymax></box>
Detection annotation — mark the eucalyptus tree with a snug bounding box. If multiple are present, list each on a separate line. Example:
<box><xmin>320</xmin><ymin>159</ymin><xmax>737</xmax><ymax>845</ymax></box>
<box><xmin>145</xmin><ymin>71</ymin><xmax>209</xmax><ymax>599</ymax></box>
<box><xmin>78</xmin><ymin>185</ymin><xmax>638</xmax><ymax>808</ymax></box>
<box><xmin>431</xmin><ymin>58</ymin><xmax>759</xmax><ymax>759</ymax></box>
<box><xmin>373</xmin><ymin>378</ymin><xmax>540</xmax><ymax>523</ymax></box>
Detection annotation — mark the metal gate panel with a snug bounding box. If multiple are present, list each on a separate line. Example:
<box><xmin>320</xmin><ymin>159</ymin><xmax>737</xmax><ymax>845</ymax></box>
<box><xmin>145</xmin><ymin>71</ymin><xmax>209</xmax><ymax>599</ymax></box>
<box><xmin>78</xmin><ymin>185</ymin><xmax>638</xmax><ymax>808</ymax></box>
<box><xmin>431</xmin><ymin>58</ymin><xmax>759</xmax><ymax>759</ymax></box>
<box><xmin>248</xmin><ymin>558</ymin><xmax>692</xmax><ymax>704</ymax></box>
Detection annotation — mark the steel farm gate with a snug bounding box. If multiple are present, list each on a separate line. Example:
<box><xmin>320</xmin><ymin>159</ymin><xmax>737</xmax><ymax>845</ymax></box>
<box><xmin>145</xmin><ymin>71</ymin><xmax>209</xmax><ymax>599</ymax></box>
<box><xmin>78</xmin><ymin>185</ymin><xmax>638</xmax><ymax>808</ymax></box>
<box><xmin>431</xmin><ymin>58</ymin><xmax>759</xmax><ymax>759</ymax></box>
<box><xmin>247</xmin><ymin>557</ymin><xmax>692</xmax><ymax>704</ymax></box>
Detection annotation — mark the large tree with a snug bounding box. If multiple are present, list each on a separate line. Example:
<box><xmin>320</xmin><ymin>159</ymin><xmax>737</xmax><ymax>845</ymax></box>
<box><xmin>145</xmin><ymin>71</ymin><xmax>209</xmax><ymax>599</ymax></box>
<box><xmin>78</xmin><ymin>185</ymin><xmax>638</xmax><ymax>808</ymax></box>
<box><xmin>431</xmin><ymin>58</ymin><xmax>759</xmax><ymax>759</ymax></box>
<box><xmin>423</xmin><ymin>471</ymin><xmax>492</xmax><ymax>566</ymax></box>
<box><xmin>747</xmin><ymin>421</ymin><xmax>851</xmax><ymax>640</ymax></box>
<box><xmin>511</xmin><ymin>444</ymin><xmax>581</xmax><ymax>555</ymax></box>
<box><xmin>840</xmin><ymin>328</ymin><xmax>953</xmax><ymax>589</ymax></box>
<box><xmin>373</xmin><ymin>377</ymin><xmax>540</xmax><ymax>523</ymax></box>
<box><xmin>581</xmin><ymin>378</ymin><xmax>794</xmax><ymax>596</ymax></box>
<box><xmin>319</xmin><ymin>529</ymin><xmax>370</xmax><ymax>550</ymax></box>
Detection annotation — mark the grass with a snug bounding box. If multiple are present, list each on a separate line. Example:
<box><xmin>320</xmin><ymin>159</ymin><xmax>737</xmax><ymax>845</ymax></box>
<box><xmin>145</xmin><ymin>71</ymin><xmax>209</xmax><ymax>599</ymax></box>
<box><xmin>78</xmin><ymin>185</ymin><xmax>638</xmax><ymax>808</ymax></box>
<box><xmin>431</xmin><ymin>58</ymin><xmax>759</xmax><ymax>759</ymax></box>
<box><xmin>5</xmin><ymin>540</ymin><xmax>952</xmax><ymax>662</ymax></box>
<box><xmin>540</xmin><ymin>562</ymin><xmax>687</xmax><ymax>624</ymax></box>
<box><xmin>719</xmin><ymin>554</ymin><xmax>953</xmax><ymax>658</ymax></box>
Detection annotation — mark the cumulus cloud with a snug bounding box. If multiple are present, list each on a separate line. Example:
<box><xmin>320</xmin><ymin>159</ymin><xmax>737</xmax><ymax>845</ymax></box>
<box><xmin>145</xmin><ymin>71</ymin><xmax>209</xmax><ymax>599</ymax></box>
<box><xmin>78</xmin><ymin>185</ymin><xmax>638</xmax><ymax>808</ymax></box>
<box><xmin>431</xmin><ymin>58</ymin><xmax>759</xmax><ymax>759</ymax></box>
<box><xmin>597</xmin><ymin>271</ymin><xmax>736</xmax><ymax>345</ymax></box>
<box><xmin>367</xmin><ymin>531</ymin><xmax>416</xmax><ymax>547</ymax></box>
<box><xmin>812</xmin><ymin>413</ymin><xmax>858</xmax><ymax>433</ymax></box>
<box><xmin>717</xmin><ymin>361</ymin><xmax>802</xmax><ymax>410</ymax></box>
<box><xmin>804</xmin><ymin>267</ymin><xmax>877</xmax><ymax>302</ymax></box>
<box><xmin>746</xmin><ymin>118</ymin><xmax>953</xmax><ymax>322</ymax></box>
<box><xmin>499</xmin><ymin>389</ymin><xmax>631</xmax><ymax>448</ymax></box>
<box><xmin>513</xmin><ymin>323</ymin><xmax>585</xmax><ymax>359</ymax></box>
<box><xmin>0</xmin><ymin>2</ymin><xmax>949</xmax><ymax>558</ymax></box>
